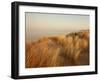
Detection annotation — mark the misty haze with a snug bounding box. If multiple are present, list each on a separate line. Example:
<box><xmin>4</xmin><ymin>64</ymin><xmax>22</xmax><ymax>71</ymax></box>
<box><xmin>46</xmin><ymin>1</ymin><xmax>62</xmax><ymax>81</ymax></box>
<box><xmin>26</xmin><ymin>13</ymin><xmax>89</xmax><ymax>42</ymax></box>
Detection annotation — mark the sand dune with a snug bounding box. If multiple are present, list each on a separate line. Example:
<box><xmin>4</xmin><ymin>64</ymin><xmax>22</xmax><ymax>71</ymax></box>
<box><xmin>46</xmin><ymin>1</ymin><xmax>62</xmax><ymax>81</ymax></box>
<box><xmin>25</xmin><ymin>30</ymin><xmax>89</xmax><ymax>68</ymax></box>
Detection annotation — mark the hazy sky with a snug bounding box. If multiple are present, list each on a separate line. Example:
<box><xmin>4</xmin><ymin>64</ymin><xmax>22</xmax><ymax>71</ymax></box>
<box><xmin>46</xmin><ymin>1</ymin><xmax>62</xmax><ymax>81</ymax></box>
<box><xmin>26</xmin><ymin>12</ymin><xmax>89</xmax><ymax>42</ymax></box>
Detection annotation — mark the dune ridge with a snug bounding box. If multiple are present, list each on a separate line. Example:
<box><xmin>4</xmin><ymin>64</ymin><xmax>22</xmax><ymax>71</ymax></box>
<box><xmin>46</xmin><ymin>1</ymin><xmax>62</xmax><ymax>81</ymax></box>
<box><xmin>25</xmin><ymin>30</ymin><xmax>89</xmax><ymax>68</ymax></box>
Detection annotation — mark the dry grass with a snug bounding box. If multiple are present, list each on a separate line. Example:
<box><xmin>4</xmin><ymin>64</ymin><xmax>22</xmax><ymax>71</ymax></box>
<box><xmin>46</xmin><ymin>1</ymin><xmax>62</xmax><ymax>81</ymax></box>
<box><xmin>25</xmin><ymin>30</ymin><xmax>89</xmax><ymax>68</ymax></box>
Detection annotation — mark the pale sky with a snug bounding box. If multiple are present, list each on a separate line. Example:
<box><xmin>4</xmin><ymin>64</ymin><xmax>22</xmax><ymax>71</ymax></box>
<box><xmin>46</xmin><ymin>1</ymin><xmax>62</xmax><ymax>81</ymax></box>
<box><xmin>26</xmin><ymin>12</ymin><xmax>89</xmax><ymax>42</ymax></box>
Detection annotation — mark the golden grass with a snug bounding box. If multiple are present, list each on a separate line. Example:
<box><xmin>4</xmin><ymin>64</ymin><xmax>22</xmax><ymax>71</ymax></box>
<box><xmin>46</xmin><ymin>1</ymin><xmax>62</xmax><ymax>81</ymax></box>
<box><xmin>25</xmin><ymin>30</ymin><xmax>89</xmax><ymax>68</ymax></box>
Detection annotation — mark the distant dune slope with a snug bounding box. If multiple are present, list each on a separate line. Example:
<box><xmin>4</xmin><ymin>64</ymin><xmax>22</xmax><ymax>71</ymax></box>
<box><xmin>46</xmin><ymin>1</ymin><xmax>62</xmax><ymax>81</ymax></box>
<box><xmin>25</xmin><ymin>30</ymin><xmax>89</xmax><ymax>68</ymax></box>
